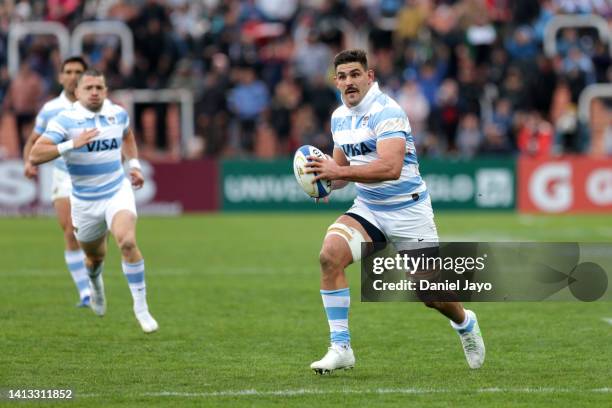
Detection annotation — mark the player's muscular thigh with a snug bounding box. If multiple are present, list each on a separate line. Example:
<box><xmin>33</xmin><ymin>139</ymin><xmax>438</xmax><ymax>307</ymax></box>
<box><xmin>320</xmin><ymin>215</ymin><xmax>371</xmax><ymax>269</ymax></box>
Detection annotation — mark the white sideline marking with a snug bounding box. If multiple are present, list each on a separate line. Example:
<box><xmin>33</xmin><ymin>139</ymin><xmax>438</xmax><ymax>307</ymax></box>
<box><xmin>77</xmin><ymin>388</ymin><xmax>612</xmax><ymax>398</ymax></box>
<box><xmin>603</xmin><ymin>318</ymin><xmax>612</xmax><ymax>326</ymax></box>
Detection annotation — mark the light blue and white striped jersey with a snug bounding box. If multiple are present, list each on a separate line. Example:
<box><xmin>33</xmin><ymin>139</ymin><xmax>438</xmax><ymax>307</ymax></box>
<box><xmin>332</xmin><ymin>82</ymin><xmax>427</xmax><ymax>212</ymax></box>
<box><xmin>42</xmin><ymin>99</ymin><xmax>129</xmax><ymax>201</ymax></box>
<box><xmin>34</xmin><ymin>91</ymin><xmax>73</xmax><ymax>172</ymax></box>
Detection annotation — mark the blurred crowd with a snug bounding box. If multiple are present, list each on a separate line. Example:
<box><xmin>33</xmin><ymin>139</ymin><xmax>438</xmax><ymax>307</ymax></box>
<box><xmin>1</xmin><ymin>0</ymin><xmax>611</xmax><ymax>161</ymax></box>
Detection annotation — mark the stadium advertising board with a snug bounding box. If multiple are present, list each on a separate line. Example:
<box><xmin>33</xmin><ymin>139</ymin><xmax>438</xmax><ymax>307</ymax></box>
<box><xmin>0</xmin><ymin>159</ymin><xmax>218</xmax><ymax>216</ymax></box>
<box><xmin>222</xmin><ymin>158</ymin><xmax>515</xmax><ymax>211</ymax></box>
<box><xmin>420</xmin><ymin>158</ymin><xmax>515</xmax><ymax>210</ymax></box>
<box><xmin>222</xmin><ymin>159</ymin><xmax>358</xmax><ymax>211</ymax></box>
<box><xmin>518</xmin><ymin>157</ymin><xmax>612</xmax><ymax>213</ymax></box>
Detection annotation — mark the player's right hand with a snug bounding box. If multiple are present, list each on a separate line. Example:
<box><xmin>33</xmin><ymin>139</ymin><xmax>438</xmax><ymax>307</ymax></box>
<box><xmin>24</xmin><ymin>161</ymin><xmax>38</xmax><ymax>179</ymax></box>
<box><xmin>73</xmin><ymin>129</ymin><xmax>99</xmax><ymax>149</ymax></box>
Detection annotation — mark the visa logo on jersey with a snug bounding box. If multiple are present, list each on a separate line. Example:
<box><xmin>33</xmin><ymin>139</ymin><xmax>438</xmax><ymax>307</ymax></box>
<box><xmin>86</xmin><ymin>138</ymin><xmax>120</xmax><ymax>152</ymax></box>
<box><xmin>341</xmin><ymin>141</ymin><xmax>374</xmax><ymax>157</ymax></box>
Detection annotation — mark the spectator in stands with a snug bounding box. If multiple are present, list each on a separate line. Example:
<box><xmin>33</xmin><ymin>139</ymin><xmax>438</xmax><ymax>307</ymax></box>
<box><xmin>373</xmin><ymin>48</ymin><xmax>401</xmax><ymax>93</ymax></box>
<box><xmin>168</xmin><ymin>58</ymin><xmax>203</xmax><ymax>98</ymax></box>
<box><xmin>466</xmin><ymin>13</ymin><xmax>496</xmax><ymax>68</ymax></box>
<box><xmin>169</xmin><ymin>0</ymin><xmax>205</xmax><ymax>57</ymax></box>
<box><xmin>293</xmin><ymin>29</ymin><xmax>332</xmax><ymax>82</ymax></box>
<box><xmin>530</xmin><ymin>55</ymin><xmax>557</xmax><ymax>117</ymax></box>
<box><xmin>47</xmin><ymin>0</ymin><xmax>82</xmax><ymax>27</ymax></box>
<box><xmin>269</xmin><ymin>75</ymin><xmax>301</xmax><ymax>154</ymax></box>
<box><xmin>255</xmin><ymin>0</ymin><xmax>298</xmax><ymax>22</ymax></box>
<box><xmin>517</xmin><ymin>112</ymin><xmax>554</xmax><ymax>158</ymax></box>
<box><xmin>500</xmin><ymin>66</ymin><xmax>529</xmax><ymax>111</ymax></box>
<box><xmin>303</xmin><ymin>74</ymin><xmax>337</xmax><ymax>133</ymax></box>
<box><xmin>556</xmin><ymin>27</ymin><xmax>580</xmax><ymax>57</ymax></box>
<box><xmin>227</xmin><ymin>63</ymin><xmax>270</xmax><ymax>153</ymax></box>
<box><xmin>591</xmin><ymin>39</ymin><xmax>611</xmax><ymax>83</ymax></box>
<box><xmin>457</xmin><ymin>63</ymin><xmax>482</xmax><ymax>115</ymax></box>
<box><xmin>554</xmin><ymin>0</ymin><xmax>612</xmax><ymax>16</ymax></box>
<box><xmin>394</xmin><ymin>0</ymin><xmax>431</xmax><ymax>44</ymax></box>
<box><xmin>132</xmin><ymin>0</ymin><xmax>177</xmax><ymax>89</ymax></box>
<box><xmin>550</xmin><ymin>78</ymin><xmax>582</xmax><ymax>153</ymax></box>
<box><xmin>416</xmin><ymin>131</ymin><xmax>443</xmax><ymax>157</ymax></box>
<box><xmin>397</xmin><ymin>70</ymin><xmax>429</xmax><ymax>136</ymax></box>
<box><xmin>490</xmin><ymin>98</ymin><xmax>515</xmax><ymax>145</ymax></box>
<box><xmin>195</xmin><ymin>52</ymin><xmax>230</xmax><ymax>156</ymax></box>
<box><xmin>533</xmin><ymin>1</ymin><xmax>558</xmax><ymax>43</ymax></box>
<box><xmin>431</xmin><ymin>78</ymin><xmax>461</xmax><ymax>150</ymax></box>
<box><xmin>417</xmin><ymin>60</ymin><xmax>447</xmax><ymax>109</ymax></box>
<box><xmin>562</xmin><ymin>46</ymin><xmax>596</xmax><ymax>85</ymax></box>
<box><xmin>292</xmin><ymin>103</ymin><xmax>330</xmax><ymax>154</ymax></box>
<box><xmin>456</xmin><ymin>113</ymin><xmax>483</xmax><ymax>158</ymax></box>
<box><xmin>487</xmin><ymin>46</ymin><xmax>509</xmax><ymax>86</ymax></box>
<box><xmin>479</xmin><ymin>123</ymin><xmax>513</xmax><ymax>156</ymax></box>
<box><xmin>505</xmin><ymin>26</ymin><xmax>538</xmax><ymax>62</ymax></box>
<box><xmin>2</xmin><ymin>59</ymin><xmax>44</xmax><ymax>150</ymax></box>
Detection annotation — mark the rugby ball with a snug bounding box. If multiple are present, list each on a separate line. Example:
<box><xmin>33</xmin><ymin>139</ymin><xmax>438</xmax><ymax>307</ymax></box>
<box><xmin>293</xmin><ymin>145</ymin><xmax>332</xmax><ymax>198</ymax></box>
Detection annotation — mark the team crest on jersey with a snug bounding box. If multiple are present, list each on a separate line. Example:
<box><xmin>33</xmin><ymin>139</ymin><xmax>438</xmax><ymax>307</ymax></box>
<box><xmin>108</xmin><ymin>116</ymin><xmax>116</xmax><ymax>124</ymax></box>
<box><xmin>361</xmin><ymin>115</ymin><xmax>370</xmax><ymax>127</ymax></box>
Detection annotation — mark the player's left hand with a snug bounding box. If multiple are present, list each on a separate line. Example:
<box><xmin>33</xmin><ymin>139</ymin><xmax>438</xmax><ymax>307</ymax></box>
<box><xmin>24</xmin><ymin>161</ymin><xmax>38</xmax><ymax>179</ymax></box>
<box><xmin>305</xmin><ymin>155</ymin><xmax>342</xmax><ymax>182</ymax></box>
<box><xmin>129</xmin><ymin>168</ymin><xmax>144</xmax><ymax>189</ymax></box>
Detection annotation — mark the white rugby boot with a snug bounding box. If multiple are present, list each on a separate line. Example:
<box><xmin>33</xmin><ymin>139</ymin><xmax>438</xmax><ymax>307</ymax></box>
<box><xmin>134</xmin><ymin>304</ymin><xmax>159</xmax><ymax>334</ymax></box>
<box><xmin>88</xmin><ymin>273</ymin><xmax>106</xmax><ymax>317</ymax></box>
<box><xmin>310</xmin><ymin>343</ymin><xmax>355</xmax><ymax>374</ymax></box>
<box><xmin>452</xmin><ymin>309</ymin><xmax>485</xmax><ymax>369</ymax></box>
<box><xmin>135</xmin><ymin>310</ymin><xmax>159</xmax><ymax>333</ymax></box>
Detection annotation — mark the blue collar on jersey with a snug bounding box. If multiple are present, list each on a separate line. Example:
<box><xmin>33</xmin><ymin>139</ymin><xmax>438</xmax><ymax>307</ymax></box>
<box><xmin>73</xmin><ymin>100</ymin><xmax>114</xmax><ymax>118</ymax></box>
<box><xmin>343</xmin><ymin>82</ymin><xmax>382</xmax><ymax>115</ymax></box>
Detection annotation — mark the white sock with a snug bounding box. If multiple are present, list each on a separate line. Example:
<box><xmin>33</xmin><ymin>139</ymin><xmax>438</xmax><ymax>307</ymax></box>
<box><xmin>64</xmin><ymin>249</ymin><xmax>91</xmax><ymax>300</ymax></box>
<box><xmin>121</xmin><ymin>259</ymin><xmax>148</xmax><ymax>312</ymax></box>
<box><xmin>451</xmin><ymin>309</ymin><xmax>471</xmax><ymax>330</ymax></box>
<box><xmin>321</xmin><ymin>288</ymin><xmax>350</xmax><ymax>346</ymax></box>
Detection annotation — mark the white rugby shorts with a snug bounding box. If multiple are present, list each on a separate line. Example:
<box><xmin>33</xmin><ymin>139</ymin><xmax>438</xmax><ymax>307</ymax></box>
<box><xmin>346</xmin><ymin>194</ymin><xmax>439</xmax><ymax>251</ymax></box>
<box><xmin>70</xmin><ymin>179</ymin><xmax>137</xmax><ymax>242</ymax></box>
<box><xmin>50</xmin><ymin>167</ymin><xmax>72</xmax><ymax>201</ymax></box>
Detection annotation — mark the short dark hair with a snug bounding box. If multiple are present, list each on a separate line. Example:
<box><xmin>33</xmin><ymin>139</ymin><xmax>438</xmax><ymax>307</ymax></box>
<box><xmin>61</xmin><ymin>56</ymin><xmax>88</xmax><ymax>72</ymax></box>
<box><xmin>77</xmin><ymin>69</ymin><xmax>105</xmax><ymax>85</ymax></box>
<box><xmin>333</xmin><ymin>49</ymin><xmax>368</xmax><ymax>71</ymax></box>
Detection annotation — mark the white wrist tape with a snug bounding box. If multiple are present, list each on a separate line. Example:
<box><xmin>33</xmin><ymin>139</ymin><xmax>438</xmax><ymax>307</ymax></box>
<box><xmin>57</xmin><ymin>140</ymin><xmax>74</xmax><ymax>154</ymax></box>
<box><xmin>128</xmin><ymin>158</ymin><xmax>142</xmax><ymax>170</ymax></box>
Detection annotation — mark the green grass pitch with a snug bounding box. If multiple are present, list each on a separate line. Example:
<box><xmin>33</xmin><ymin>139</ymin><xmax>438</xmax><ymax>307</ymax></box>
<box><xmin>1</xmin><ymin>213</ymin><xmax>611</xmax><ymax>407</ymax></box>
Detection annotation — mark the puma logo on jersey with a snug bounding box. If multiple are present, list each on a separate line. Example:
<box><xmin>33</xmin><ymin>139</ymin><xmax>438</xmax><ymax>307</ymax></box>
<box><xmin>86</xmin><ymin>138</ymin><xmax>119</xmax><ymax>152</ymax></box>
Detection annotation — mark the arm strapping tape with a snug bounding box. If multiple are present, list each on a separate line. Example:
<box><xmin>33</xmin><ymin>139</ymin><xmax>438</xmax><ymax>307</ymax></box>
<box><xmin>57</xmin><ymin>140</ymin><xmax>74</xmax><ymax>155</ymax></box>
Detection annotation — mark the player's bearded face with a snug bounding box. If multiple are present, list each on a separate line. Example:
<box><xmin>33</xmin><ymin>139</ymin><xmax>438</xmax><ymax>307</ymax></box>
<box><xmin>76</xmin><ymin>75</ymin><xmax>107</xmax><ymax>111</ymax></box>
<box><xmin>335</xmin><ymin>62</ymin><xmax>374</xmax><ymax>107</ymax></box>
